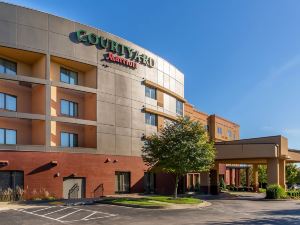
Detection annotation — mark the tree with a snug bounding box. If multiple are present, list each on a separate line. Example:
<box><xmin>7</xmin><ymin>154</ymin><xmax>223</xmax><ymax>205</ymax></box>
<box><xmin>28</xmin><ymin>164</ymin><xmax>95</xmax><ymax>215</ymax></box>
<box><xmin>142</xmin><ymin>116</ymin><xmax>215</xmax><ymax>198</ymax></box>
<box><xmin>286</xmin><ymin>163</ymin><xmax>299</xmax><ymax>184</ymax></box>
<box><xmin>258</xmin><ymin>165</ymin><xmax>267</xmax><ymax>188</ymax></box>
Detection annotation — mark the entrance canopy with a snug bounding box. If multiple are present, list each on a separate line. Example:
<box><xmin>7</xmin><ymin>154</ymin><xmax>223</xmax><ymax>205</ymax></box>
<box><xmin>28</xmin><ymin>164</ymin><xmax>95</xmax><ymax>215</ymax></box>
<box><xmin>214</xmin><ymin>135</ymin><xmax>300</xmax><ymax>189</ymax></box>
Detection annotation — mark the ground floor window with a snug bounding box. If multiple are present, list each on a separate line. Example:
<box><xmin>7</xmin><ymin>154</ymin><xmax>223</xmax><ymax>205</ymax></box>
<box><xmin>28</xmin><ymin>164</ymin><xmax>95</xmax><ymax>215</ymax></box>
<box><xmin>115</xmin><ymin>172</ymin><xmax>130</xmax><ymax>193</ymax></box>
<box><xmin>0</xmin><ymin>171</ymin><xmax>24</xmax><ymax>201</ymax></box>
<box><xmin>187</xmin><ymin>173</ymin><xmax>201</xmax><ymax>192</ymax></box>
<box><xmin>144</xmin><ymin>172</ymin><xmax>156</xmax><ymax>193</ymax></box>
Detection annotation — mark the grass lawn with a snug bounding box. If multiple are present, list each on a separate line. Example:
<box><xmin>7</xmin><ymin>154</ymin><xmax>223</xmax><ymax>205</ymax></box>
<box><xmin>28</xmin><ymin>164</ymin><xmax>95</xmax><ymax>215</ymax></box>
<box><xmin>106</xmin><ymin>196</ymin><xmax>202</xmax><ymax>207</ymax></box>
<box><xmin>146</xmin><ymin>196</ymin><xmax>202</xmax><ymax>204</ymax></box>
<box><xmin>112</xmin><ymin>198</ymin><xmax>168</xmax><ymax>207</ymax></box>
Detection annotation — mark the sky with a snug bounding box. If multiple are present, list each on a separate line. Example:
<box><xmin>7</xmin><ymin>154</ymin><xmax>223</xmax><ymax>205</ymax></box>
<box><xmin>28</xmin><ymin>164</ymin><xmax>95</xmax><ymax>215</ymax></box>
<box><xmin>4</xmin><ymin>0</ymin><xmax>300</xmax><ymax>149</ymax></box>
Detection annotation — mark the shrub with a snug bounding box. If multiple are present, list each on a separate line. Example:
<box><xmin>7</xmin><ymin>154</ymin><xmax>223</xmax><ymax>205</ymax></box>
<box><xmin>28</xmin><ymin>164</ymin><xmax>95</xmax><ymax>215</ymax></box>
<box><xmin>220</xmin><ymin>178</ymin><xmax>226</xmax><ymax>190</ymax></box>
<box><xmin>259</xmin><ymin>188</ymin><xmax>266</xmax><ymax>193</ymax></box>
<box><xmin>286</xmin><ymin>190</ymin><xmax>300</xmax><ymax>199</ymax></box>
<box><xmin>0</xmin><ymin>186</ymin><xmax>25</xmax><ymax>201</ymax></box>
<box><xmin>266</xmin><ymin>184</ymin><xmax>286</xmax><ymax>199</ymax></box>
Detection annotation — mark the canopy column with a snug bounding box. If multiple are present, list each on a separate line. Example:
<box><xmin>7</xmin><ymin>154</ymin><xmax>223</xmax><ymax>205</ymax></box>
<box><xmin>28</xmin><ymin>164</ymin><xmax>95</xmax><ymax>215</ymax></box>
<box><xmin>267</xmin><ymin>158</ymin><xmax>279</xmax><ymax>185</ymax></box>
<box><xmin>252</xmin><ymin>164</ymin><xmax>259</xmax><ymax>192</ymax></box>
<box><xmin>279</xmin><ymin>159</ymin><xmax>286</xmax><ymax>189</ymax></box>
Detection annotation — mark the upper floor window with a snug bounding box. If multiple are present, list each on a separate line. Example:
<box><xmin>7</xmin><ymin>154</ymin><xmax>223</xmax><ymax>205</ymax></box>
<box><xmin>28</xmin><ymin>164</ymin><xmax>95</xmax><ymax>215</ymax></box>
<box><xmin>0</xmin><ymin>58</ymin><xmax>17</xmax><ymax>76</ymax></box>
<box><xmin>0</xmin><ymin>93</ymin><xmax>17</xmax><ymax>111</ymax></box>
<box><xmin>228</xmin><ymin>130</ymin><xmax>232</xmax><ymax>138</ymax></box>
<box><xmin>61</xmin><ymin>99</ymin><xmax>78</xmax><ymax>117</ymax></box>
<box><xmin>0</xmin><ymin>128</ymin><xmax>16</xmax><ymax>144</ymax></box>
<box><xmin>176</xmin><ymin>100</ymin><xmax>183</xmax><ymax>116</ymax></box>
<box><xmin>60</xmin><ymin>67</ymin><xmax>78</xmax><ymax>85</ymax></box>
<box><xmin>217</xmin><ymin>127</ymin><xmax>222</xmax><ymax>135</ymax></box>
<box><xmin>145</xmin><ymin>113</ymin><xmax>157</xmax><ymax>126</ymax></box>
<box><xmin>60</xmin><ymin>132</ymin><xmax>78</xmax><ymax>147</ymax></box>
<box><xmin>145</xmin><ymin>86</ymin><xmax>156</xmax><ymax>100</ymax></box>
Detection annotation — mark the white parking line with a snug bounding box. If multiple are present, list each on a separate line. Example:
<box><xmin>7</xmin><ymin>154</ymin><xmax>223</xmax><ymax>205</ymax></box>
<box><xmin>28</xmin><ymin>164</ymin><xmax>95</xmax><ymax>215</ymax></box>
<box><xmin>82</xmin><ymin>212</ymin><xmax>97</xmax><ymax>220</ymax></box>
<box><xmin>43</xmin><ymin>207</ymin><xmax>71</xmax><ymax>215</ymax></box>
<box><xmin>56</xmin><ymin>209</ymin><xmax>81</xmax><ymax>220</ymax></box>
<box><xmin>14</xmin><ymin>205</ymin><xmax>117</xmax><ymax>223</ymax></box>
<box><xmin>31</xmin><ymin>206</ymin><xmax>57</xmax><ymax>213</ymax></box>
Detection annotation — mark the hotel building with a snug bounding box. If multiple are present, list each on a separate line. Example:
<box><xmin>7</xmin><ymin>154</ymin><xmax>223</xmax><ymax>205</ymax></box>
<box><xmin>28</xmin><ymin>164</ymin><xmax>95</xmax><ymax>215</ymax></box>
<box><xmin>1</xmin><ymin>3</ymin><xmax>299</xmax><ymax>199</ymax></box>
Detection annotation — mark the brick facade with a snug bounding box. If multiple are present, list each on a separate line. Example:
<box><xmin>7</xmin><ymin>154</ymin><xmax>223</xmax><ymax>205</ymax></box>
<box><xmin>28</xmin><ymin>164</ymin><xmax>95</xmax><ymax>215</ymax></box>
<box><xmin>0</xmin><ymin>151</ymin><xmax>151</xmax><ymax>199</ymax></box>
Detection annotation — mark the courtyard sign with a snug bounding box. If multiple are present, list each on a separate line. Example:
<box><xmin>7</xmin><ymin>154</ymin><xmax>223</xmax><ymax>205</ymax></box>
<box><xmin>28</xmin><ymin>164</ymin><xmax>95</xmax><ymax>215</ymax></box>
<box><xmin>75</xmin><ymin>30</ymin><xmax>155</xmax><ymax>69</ymax></box>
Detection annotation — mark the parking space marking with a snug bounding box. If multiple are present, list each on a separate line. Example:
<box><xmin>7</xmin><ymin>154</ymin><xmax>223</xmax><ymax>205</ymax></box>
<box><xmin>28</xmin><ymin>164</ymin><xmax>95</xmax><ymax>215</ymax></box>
<box><xmin>43</xmin><ymin>207</ymin><xmax>71</xmax><ymax>216</ymax></box>
<box><xmin>31</xmin><ymin>206</ymin><xmax>56</xmax><ymax>213</ymax></box>
<box><xmin>14</xmin><ymin>205</ymin><xmax>117</xmax><ymax>223</ymax></box>
<box><xmin>56</xmin><ymin>209</ymin><xmax>81</xmax><ymax>220</ymax></box>
<box><xmin>82</xmin><ymin>212</ymin><xmax>96</xmax><ymax>220</ymax></box>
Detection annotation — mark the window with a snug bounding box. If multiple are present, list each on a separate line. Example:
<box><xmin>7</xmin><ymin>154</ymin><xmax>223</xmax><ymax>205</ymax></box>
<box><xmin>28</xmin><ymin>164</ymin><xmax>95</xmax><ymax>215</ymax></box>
<box><xmin>61</xmin><ymin>100</ymin><xmax>78</xmax><ymax>117</ymax></box>
<box><xmin>60</xmin><ymin>132</ymin><xmax>78</xmax><ymax>147</ymax></box>
<box><xmin>0</xmin><ymin>58</ymin><xmax>17</xmax><ymax>76</ymax></box>
<box><xmin>145</xmin><ymin>86</ymin><xmax>156</xmax><ymax>99</ymax></box>
<box><xmin>145</xmin><ymin>113</ymin><xmax>157</xmax><ymax>126</ymax></box>
<box><xmin>0</xmin><ymin>93</ymin><xmax>17</xmax><ymax>111</ymax></box>
<box><xmin>228</xmin><ymin>130</ymin><xmax>232</xmax><ymax>138</ymax></box>
<box><xmin>176</xmin><ymin>100</ymin><xmax>183</xmax><ymax>116</ymax></box>
<box><xmin>217</xmin><ymin>127</ymin><xmax>222</xmax><ymax>135</ymax></box>
<box><xmin>60</xmin><ymin>67</ymin><xmax>78</xmax><ymax>85</ymax></box>
<box><xmin>0</xmin><ymin>171</ymin><xmax>24</xmax><ymax>200</ymax></box>
<box><xmin>0</xmin><ymin>128</ymin><xmax>17</xmax><ymax>144</ymax></box>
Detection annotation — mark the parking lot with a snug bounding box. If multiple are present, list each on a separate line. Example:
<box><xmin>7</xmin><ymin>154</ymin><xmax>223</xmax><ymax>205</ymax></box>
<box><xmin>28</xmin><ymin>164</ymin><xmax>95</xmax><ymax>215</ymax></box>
<box><xmin>13</xmin><ymin>205</ymin><xmax>117</xmax><ymax>223</ymax></box>
<box><xmin>1</xmin><ymin>194</ymin><xmax>300</xmax><ymax>224</ymax></box>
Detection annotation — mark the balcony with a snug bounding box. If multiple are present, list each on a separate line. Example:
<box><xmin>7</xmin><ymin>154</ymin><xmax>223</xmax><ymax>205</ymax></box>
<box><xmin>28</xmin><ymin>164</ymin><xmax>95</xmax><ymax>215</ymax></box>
<box><xmin>50</xmin><ymin>56</ymin><xmax>97</xmax><ymax>89</ymax></box>
<box><xmin>0</xmin><ymin>117</ymin><xmax>45</xmax><ymax>149</ymax></box>
<box><xmin>0</xmin><ymin>46</ymin><xmax>46</xmax><ymax>80</ymax></box>
<box><xmin>50</xmin><ymin>86</ymin><xmax>96</xmax><ymax>121</ymax></box>
<box><xmin>0</xmin><ymin>79</ymin><xmax>45</xmax><ymax>118</ymax></box>
<box><xmin>50</xmin><ymin>121</ymin><xmax>96</xmax><ymax>149</ymax></box>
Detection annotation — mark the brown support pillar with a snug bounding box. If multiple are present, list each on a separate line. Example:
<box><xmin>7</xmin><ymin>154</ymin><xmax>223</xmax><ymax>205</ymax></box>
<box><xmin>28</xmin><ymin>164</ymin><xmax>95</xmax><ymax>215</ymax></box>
<box><xmin>279</xmin><ymin>159</ymin><xmax>286</xmax><ymax>190</ymax></box>
<box><xmin>252</xmin><ymin>164</ymin><xmax>259</xmax><ymax>192</ymax></box>
<box><xmin>246</xmin><ymin>168</ymin><xmax>250</xmax><ymax>187</ymax></box>
<box><xmin>267</xmin><ymin>158</ymin><xmax>279</xmax><ymax>185</ymax></box>
<box><xmin>238</xmin><ymin>169</ymin><xmax>241</xmax><ymax>186</ymax></box>
<box><xmin>229</xmin><ymin>168</ymin><xmax>233</xmax><ymax>185</ymax></box>
<box><xmin>235</xmin><ymin>169</ymin><xmax>239</xmax><ymax>187</ymax></box>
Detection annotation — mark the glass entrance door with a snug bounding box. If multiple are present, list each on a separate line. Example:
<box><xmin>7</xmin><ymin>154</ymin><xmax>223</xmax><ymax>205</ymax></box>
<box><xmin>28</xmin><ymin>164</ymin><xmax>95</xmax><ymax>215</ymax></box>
<box><xmin>115</xmin><ymin>172</ymin><xmax>130</xmax><ymax>193</ymax></box>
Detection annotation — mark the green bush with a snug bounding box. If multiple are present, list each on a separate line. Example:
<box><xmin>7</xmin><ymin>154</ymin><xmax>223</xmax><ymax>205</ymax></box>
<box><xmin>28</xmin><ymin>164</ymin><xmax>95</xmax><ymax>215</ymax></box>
<box><xmin>220</xmin><ymin>178</ymin><xmax>226</xmax><ymax>190</ymax></box>
<box><xmin>286</xmin><ymin>190</ymin><xmax>300</xmax><ymax>199</ymax></box>
<box><xmin>259</xmin><ymin>188</ymin><xmax>266</xmax><ymax>193</ymax></box>
<box><xmin>266</xmin><ymin>184</ymin><xmax>286</xmax><ymax>199</ymax></box>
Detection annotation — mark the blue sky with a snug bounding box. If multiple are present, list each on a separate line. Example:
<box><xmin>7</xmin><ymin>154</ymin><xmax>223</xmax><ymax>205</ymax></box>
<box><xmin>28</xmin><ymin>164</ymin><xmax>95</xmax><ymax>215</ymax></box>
<box><xmin>5</xmin><ymin>0</ymin><xmax>300</xmax><ymax>149</ymax></box>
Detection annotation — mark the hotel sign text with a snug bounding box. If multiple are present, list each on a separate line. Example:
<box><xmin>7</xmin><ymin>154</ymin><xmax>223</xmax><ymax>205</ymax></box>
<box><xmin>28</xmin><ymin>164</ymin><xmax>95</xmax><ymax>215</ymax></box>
<box><xmin>75</xmin><ymin>30</ymin><xmax>155</xmax><ymax>69</ymax></box>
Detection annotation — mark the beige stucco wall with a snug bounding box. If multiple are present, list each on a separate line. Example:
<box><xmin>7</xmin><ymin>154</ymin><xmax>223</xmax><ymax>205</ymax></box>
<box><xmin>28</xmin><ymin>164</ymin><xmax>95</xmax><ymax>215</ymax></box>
<box><xmin>0</xmin><ymin>2</ymin><xmax>185</xmax><ymax>156</ymax></box>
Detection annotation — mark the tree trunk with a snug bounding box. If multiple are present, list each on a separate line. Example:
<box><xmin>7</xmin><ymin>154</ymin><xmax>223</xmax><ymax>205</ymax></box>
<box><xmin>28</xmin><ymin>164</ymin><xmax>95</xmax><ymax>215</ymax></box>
<box><xmin>174</xmin><ymin>174</ymin><xmax>179</xmax><ymax>199</ymax></box>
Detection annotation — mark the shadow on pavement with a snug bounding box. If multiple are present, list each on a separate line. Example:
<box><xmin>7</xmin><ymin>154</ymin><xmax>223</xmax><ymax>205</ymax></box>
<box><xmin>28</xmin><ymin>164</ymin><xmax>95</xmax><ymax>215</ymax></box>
<box><xmin>206</xmin><ymin>217</ymin><xmax>300</xmax><ymax>225</ymax></box>
<box><xmin>206</xmin><ymin>208</ymin><xmax>300</xmax><ymax>225</ymax></box>
<box><xmin>196</xmin><ymin>192</ymin><xmax>266</xmax><ymax>201</ymax></box>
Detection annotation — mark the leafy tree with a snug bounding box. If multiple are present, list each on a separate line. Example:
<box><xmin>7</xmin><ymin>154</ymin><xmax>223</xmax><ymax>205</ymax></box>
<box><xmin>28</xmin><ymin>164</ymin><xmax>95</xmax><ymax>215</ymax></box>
<box><xmin>258</xmin><ymin>165</ymin><xmax>267</xmax><ymax>188</ymax></box>
<box><xmin>286</xmin><ymin>163</ymin><xmax>299</xmax><ymax>184</ymax></box>
<box><xmin>142</xmin><ymin>117</ymin><xmax>215</xmax><ymax>198</ymax></box>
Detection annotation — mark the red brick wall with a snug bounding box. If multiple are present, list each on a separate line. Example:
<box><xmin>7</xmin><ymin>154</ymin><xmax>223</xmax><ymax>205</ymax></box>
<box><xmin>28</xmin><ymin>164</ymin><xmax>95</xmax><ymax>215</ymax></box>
<box><xmin>0</xmin><ymin>151</ymin><xmax>150</xmax><ymax>199</ymax></box>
